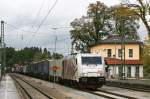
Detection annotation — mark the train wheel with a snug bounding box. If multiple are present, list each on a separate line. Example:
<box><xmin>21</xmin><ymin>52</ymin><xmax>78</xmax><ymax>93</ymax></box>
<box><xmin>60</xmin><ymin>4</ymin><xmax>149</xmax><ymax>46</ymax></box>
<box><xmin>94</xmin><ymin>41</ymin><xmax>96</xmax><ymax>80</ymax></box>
<box><xmin>79</xmin><ymin>83</ymin><xmax>83</xmax><ymax>89</ymax></box>
<box><xmin>92</xmin><ymin>87</ymin><xmax>97</xmax><ymax>90</ymax></box>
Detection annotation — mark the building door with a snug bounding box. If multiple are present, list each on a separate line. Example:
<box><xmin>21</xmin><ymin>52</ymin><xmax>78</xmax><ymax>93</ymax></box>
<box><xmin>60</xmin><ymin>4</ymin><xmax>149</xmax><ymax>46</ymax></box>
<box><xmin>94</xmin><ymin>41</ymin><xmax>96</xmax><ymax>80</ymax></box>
<box><xmin>127</xmin><ymin>66</ymin><xmax>131</xmax><ymax>78</ymax></box>
<box><xmin>135</xmin><ymin>66</ymin><xmax>139</xmax><ymax>78</ymax></box>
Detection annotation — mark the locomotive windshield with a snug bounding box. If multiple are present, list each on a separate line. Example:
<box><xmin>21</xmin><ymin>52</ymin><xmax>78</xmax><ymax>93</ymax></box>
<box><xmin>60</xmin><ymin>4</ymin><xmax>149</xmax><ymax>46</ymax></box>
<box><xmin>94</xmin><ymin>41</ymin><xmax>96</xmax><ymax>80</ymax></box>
<box><xmin>82</xmin><ymin>57</ymin><xmax>102</xmax><ymax>65</ymax></box>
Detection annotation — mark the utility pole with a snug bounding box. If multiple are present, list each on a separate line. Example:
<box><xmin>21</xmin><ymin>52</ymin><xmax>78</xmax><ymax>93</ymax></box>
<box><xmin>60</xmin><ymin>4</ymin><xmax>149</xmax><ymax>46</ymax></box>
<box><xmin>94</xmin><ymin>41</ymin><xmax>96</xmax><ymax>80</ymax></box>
<box><xmin>116</xmin><ymin>0</ymin><xmax>140</xmax><ymax>79</ymax></box>
<box><xmin>0</xmin><ymin>21</ymin><xmax>5</xmax><ymax>80</ymax></box>
<box><xmin>54</xmin><ymin>36</ymin><xmax>57</xmax><ymax>54</ymax></box>
<box><xmin>52</xmin><ymin>28</ymin><xmax>58</xmax><ymax>53</ymax></box>
<box><xmin>52</xmin><ymin>28</ymin><xmax>58</xmax><ymax>89</ymax></box>
<box><xmin>120</xmin><ymin>17</ymin><xmax>125</xmax><ymax>80</ymax></box>
<box><xmin>115</xmin><ymin>7</ymin><xmax>129</xmax><ymax>80</ymax></box>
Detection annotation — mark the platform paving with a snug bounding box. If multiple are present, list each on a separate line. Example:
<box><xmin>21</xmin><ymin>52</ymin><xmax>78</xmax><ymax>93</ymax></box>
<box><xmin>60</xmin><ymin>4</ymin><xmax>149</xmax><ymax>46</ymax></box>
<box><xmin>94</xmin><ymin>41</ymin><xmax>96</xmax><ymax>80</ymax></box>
<box><xmin>0</xmin><ymin>74</ymin><xmax>20</xmax><ymax>99</ymax></box>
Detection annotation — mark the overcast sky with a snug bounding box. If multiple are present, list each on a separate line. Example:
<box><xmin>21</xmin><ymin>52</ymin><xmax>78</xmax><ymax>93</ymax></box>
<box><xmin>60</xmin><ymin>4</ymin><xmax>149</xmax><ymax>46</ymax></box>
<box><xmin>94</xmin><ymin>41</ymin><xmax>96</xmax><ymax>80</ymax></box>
<box><xmin>0</xmin><ymin>0</ymin><xmax>148</xmax><ymax>55</ymax></box>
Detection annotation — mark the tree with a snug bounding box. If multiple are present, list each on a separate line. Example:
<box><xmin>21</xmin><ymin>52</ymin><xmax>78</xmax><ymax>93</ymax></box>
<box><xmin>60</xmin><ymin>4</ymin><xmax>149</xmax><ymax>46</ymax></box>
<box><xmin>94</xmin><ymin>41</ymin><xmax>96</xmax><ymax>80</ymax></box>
<box><xmin>143</xmin><ymin>39</ymin><xmax>150</xmax><ymax>78</ymax></box>
<box><xmin>5</xmin><ymin>47</ymin><xmax>53</xmax><ymax>66</ymax></box>
<box><xmin>87</xmin><ymin>1</ymin><xmax>112</xmax><ymax>41</ymax></box>
<box><xmin>6</xmin><ymin>47</ymin><xmax>16</xmax><ymax>67</ymax></box>
<box><xmin>52</xmin><ymin>53</ymin><xmax>63</xmax><ymax>59</ymax></box>
<box><xmin>70</xmin><ymin>1</ymin><xmax>111</xmax><ymax>52</ymax></box>
<box><xmin>111</xmin><ymin>5</ymin><xmax>140</xmax><ymax>40</ymax></box>
<box><xmin>70</xmin><ymin>16</ymin><xmax>96</xmax><ymax>52</ymax></box>
<box><xmin>41</xmin><ymin>48</ymin><xmax>51</xmax><ymax>59</ymax></box>
<box><xmin>126</xmin><ymin>0</ymin><xmax>150</xmax><ymax>39</ymax></box>
<box><xmin>33</xmin><ymin>52</ymin><xmax>43</xmax><ymax>61</ymax></box>
<box><xmin>70</xmin><ymin>1</ymin><xmax>140</xmax><ymax>52</ymax></box>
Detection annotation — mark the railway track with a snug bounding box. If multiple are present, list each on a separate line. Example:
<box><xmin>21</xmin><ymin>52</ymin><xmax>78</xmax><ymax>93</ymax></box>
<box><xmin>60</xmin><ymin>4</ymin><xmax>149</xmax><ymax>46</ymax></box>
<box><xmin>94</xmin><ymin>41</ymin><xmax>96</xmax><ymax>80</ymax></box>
<box><xmin>96</xmin><ymin>89</ymin><xmax>137</xmax><ymax>99</ymax></box>
<box><xmin>82</xmin><ymin>89</ymin><xmax>137</xmax><ymax>99</ymax></box>
<box><xmin>10</xmin><ymin>74</ymin><xmax>53</xmax><ymax>99</ymax></box>
<box><xmin>65</xmin><ymin>82</ymin><xmax>138</xmax><ymax>98</ymax></box>
<box><xmin>105</xmin><ymin>81</ymin><xmax>150</xmax><ymax>92</ymax></box>
<box><xmin>10</xmin><ymin>74</ymin><xmax>139</xmax><ymax>99</ymax></box>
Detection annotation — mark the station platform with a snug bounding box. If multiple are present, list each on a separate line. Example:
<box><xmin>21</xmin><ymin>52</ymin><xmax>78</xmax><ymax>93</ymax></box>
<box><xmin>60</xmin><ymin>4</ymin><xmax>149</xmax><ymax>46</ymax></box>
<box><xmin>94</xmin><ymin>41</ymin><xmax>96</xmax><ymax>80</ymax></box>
<box><xmin>0</xmin><ymin>74</ymin><xmax>20</xmax><ymax>99</ymax></box>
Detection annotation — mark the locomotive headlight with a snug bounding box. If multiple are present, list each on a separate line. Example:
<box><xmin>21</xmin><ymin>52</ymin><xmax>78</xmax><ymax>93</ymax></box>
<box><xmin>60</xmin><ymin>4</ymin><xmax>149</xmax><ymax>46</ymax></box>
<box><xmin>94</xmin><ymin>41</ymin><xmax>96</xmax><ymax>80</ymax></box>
<box><xmin>97</xmin><ymin>73</ymin><xmax>103</xmax><ymax>76</ymax></box>
<box><xmin>84</xmin><ymin>73</ymin><xmax>88</xmax><ymax>76</ymax></box>
<box><xmin>97</xmin><ymin>70</ymin><xmax>103</xmax><ymax>75</ymax></box>
<box><xmin>83</xmin><ymin>73</ymin><xmax>88</xmax><ymax>76</ymax></box>
<box><xmin>97</xmin><ymin>73</ymin><xmax>101</xmax><ymax>76</ymax></box>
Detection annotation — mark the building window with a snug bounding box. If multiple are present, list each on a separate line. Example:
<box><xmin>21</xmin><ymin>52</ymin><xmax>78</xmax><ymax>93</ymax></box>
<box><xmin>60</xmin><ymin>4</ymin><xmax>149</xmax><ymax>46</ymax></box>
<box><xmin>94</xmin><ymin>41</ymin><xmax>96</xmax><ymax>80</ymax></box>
<box><xmin>107</xmin><ymin>49</ymin><xmax>112</xmax><ymax>57</ymax></box>
<box><xmin>118</xmin><ymin>49</ymin><xmax>122</xmax><ymax>57</ymax></box>
<box><xmin>129</xmin><ymin>49</ymin><xmax>133</xmax><ymax>57</ymax></box>
<box><xmin>135</xmin><ymin>66</ymin><xmax>139</xmax><ymax>78</ymax></box>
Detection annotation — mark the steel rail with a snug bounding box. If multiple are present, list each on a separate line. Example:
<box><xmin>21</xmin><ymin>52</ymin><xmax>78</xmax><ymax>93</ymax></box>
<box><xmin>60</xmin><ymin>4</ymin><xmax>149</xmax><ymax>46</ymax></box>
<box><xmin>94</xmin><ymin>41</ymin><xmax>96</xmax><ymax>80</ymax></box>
<box><xmin>97</xmin><ymin>89</ymin><xmax>137</xmax><ymax>99</ymax></box>
<box><xmin>11</xmin><ymin>74</ymin><xmax>138</xmax><ymax>99</ymax></box>
<box><xmin>10</xmin><ymin>74</ymin><xmax>53</xmax><ymax>99</ymax></box>
<box><xmin>11</xmin><ymin>75</ymin><xmax>32</xmax><ymax>99</ymax></box>
<box><xmin>105</xmin><ymin>82</ymin><xmax>150</xmax><ymax>92</ymax></box>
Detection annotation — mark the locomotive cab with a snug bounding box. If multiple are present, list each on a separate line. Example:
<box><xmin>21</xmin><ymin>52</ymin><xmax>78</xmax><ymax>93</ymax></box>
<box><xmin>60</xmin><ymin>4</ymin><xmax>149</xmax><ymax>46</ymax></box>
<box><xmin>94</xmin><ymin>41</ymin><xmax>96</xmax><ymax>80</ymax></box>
<box><xmin>76</xmin><ymin>53</ymin><xmax>106</xmax><ymax>89</ymax></box>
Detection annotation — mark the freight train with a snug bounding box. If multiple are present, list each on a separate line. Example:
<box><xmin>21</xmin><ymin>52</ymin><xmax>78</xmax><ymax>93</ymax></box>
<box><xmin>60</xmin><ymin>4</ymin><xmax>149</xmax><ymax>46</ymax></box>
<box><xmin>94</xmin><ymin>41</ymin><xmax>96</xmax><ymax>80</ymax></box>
<box><xmin>19</xmin><ymin>53</ymin><xmax>106</xmax><ymax>89</ymax></box>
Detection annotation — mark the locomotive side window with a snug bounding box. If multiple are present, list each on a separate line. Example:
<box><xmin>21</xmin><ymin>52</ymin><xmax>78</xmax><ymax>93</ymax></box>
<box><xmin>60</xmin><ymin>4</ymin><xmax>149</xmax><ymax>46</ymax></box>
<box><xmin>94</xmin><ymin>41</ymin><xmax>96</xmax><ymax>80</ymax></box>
<box><xmin>81</xmin><ymin>57</ymin><xmax>102</xmax><ymax>65</ymax></box>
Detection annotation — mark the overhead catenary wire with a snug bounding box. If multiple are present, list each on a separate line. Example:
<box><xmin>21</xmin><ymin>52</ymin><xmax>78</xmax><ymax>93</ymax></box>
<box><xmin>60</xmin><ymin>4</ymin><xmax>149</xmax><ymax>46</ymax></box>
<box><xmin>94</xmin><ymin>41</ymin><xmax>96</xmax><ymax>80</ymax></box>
<box><xmin>4</xmin><ymin>0</ymin><xmax>47</xmax><ymax>42</ymax></box>
<box><xmin>4</xmin><ymin>20</ymin><xmax>72</xmax><ymax>49</ymax></box>
<box><xmin>31</xmin><ymin>0</ymin><xmax>46</xmax><ymax>29</ymax></box>
<box><xmin>3</xmin><ymin>0</ymin><xmax>73</xmax><ymax>54</ymax></box>
<box><xmin>4</xmin><ymin>20</ymin><xmax>72</xmax><ymax>50</ymax></box>
<box><xmin>27</xmin><ymin>0</ymin><xmax>59</xmax><ymax>47</ymax></box>
<box><xmin>32</xmin><ymin>26</ymin><xmax>71</xmax><ymax>47</ymax></box>
<box><xmin>4</xmin><ymin>22</ymin><xmax>37</xmax><ymax>34</ymax></box>
<box><xmin>3</xmin><ymin>0</ymin><xmax>73</xmax><ymax>63</ymax></box>
<box><xmin>5</xmin><ymin>22</ymin><xmax>71</xmax><ymax>35</ymax></box>
<box><xmin>5</xmin><ymin>20</ymin><xmax>72</xmax><ymax>35</ymax></box>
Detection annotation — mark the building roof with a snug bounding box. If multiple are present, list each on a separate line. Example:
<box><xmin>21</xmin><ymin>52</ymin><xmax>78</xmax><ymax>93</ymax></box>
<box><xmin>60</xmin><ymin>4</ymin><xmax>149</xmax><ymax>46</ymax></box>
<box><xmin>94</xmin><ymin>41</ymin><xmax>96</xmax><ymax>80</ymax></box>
<box><xmin>89</xmin><ymin>35</ymin><xmax>143</xmax><ymax>47</ymax></box>
<box><xmin>105</xmin><ymin>58</ymin><xmax>143</xmax><ymax>65</ymax></box>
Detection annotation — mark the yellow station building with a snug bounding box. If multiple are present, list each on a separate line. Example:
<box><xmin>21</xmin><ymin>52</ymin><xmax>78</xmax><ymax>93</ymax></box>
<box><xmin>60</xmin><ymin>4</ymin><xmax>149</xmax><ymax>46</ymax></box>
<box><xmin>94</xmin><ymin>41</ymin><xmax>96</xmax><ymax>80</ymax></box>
<box><xmin>90</xmin><ymin>35</ymin><xmax>143</xmax><ymax>79</ymax></box>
